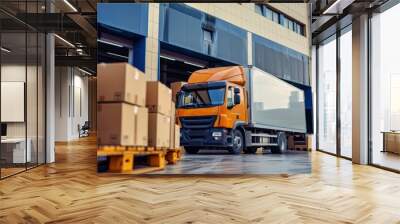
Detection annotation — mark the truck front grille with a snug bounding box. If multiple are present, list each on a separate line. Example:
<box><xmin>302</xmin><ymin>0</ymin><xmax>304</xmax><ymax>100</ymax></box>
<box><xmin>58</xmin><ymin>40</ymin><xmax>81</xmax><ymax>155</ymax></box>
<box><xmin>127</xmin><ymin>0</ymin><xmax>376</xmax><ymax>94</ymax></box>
<box><xmin>180</xmin><ymin>116</ymin><xmax>216</xmax><ymax>129</ymax></box>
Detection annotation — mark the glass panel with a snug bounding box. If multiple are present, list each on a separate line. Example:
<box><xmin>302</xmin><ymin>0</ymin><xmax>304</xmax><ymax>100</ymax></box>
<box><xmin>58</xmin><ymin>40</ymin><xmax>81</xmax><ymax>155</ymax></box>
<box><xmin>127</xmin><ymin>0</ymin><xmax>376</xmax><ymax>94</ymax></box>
<box><xmin>288</xmin><ymin>20</ymin><xmax>294</xmax><ymax>31</ymax></box>
<box><xmin>38</xmin><ymin>32</ymin><xmax>45</xmax><ymax>165</ymax></box>
<box><xmin>272</xmin><ymin>12</ymin><xmax>279</xmax><ymax>23</ymax></box>
<box><xmin>340</xmin><ymin>28</ymin><xmax>352</xmax><ymax>158</ymax></box>
<box><xmin>1</xmin><ymin>31</ymin><xmax>28</xmax><ymax>177</ymax></box>
<box><xmin>255</xmin><ymin>4</ymin><xmax>263</xmax><ymax>16</ymax></box>
<box><xmin>265</xmin><ymin>7</ymin><xmax>273</xmax><ymax>20</ymax></box>
<box><xmin>27</xmin><ymin>31</ymin><xmax>38</xmax><ymax>169</ymax></box>
<box><xmin>279</xmin><ymin>14</ymin><xmax>287</xmax><ymax>26</ymax></box>
<box><xmin>318</xmin><ymin>36</ymin><xmax>337</xmax><ymax>154</ymax></box>
<box><xmin>371</xmin><ymin>5</ymin><xmax>400</xmax><ymax>171</ymax></box>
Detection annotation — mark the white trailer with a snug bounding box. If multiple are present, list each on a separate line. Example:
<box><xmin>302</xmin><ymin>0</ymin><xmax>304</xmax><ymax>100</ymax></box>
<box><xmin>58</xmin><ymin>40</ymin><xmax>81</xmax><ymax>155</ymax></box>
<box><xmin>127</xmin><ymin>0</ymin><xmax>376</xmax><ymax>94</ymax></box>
<box><xmin>242</xmin><ymin>66</ymin><xmax>307</xmax><ymax>153</ymax></box>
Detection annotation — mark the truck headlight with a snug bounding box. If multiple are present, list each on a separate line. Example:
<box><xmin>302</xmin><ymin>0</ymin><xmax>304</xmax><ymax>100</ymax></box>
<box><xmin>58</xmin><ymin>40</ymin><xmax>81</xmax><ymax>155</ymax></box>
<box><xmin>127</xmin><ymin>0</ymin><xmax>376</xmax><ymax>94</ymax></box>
<box><xmin>212</xmin><ymin>131</ymin><xmax>222</xmax><ymax>137</ymax></box>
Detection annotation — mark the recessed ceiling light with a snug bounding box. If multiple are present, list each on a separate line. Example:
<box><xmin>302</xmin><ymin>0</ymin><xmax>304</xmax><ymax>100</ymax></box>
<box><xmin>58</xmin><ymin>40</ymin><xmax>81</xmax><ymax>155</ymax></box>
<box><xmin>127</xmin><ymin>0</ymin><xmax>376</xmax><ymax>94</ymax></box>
<box><xmin>106</xmin><ymin>52</ymin><xmax>129</xmax><ymax>59</ymax></box>
<box><xmin>63</xmin><ymin>0</ymin><xmax>78</xmax><ymax>12</ymax></box>
<box><xmin>160</xmin><ymin>55</ymin><xmax>176</xmax><ymax>61</ymax></box>
<box><xmin>78</xmin><ymin>67</ymin><xmax>93</xmax><ymax>76</ymax></box>
<box><xmin>97</xmin><ymin>39</ymin><xmax>123</xmax><ymax>48</ymax></box>
<box><xmin>1</xmin><ymin>47</ymin><xmax>11</xmax><ymax>53</ymax></box>
<box><xmin>54</xmin><ymin>34</ymin><xmax>75</xmax><ymax>48</ymax></box>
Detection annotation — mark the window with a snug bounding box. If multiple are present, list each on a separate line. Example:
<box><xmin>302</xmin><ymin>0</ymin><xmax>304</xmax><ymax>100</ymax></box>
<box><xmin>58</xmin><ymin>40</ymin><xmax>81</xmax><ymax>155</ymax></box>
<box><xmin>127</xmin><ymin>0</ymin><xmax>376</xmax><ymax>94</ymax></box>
<box><xmin>177</xmin><ymin>87</ymin><xmax>225</xmax><ymax>108</ymax></box>
<box><xmin>255</xmin><ymin>4</ymin><xmax>263</xmax><ymax>16</ymax></box>
<box><xmin>295</xmin><ymin>23</ymin><xmax>301</xmax><ymax>34</ymax></box>
<box><xmin>279</xmin><ymin>14</ymin><xmax>287</xmax><ymax>26</ymax></box>
<box><xmin>370</xmin><ymin>4</ymin><xmax>400</xmax><ymax>171</ymax></box>
<box><xmin>288</xmin><ymin>20</ymin><xmax>294</xmax><ymax>31</ymax></box>
<box><xmin>253</xmin><ymin>4</ymin><xmax>305</xmax><ymax>36</ymax></box>
<box><xmin>265</xmin><ymin>7</ymin><xmax>273</xmax><ymax>20</ymax></box>
<box><xmin>203</xmin><ymin>29</ymin><xmax>213</xmax><ymax>43</ymax></box>
<box><xmin>227</xmin><ymin>87</ymin><xmax>234</xmax><ymax>108</ymax></box>
<box><xmin>272</xmin><ymin>11</ymin><xmax>279</xmax><ymax>23</ymax></box>
<box><xmin>318</xmin><ymin>36</ymin><xmax>337</xmax><ymax>154</ymax></box>
<box><xmin>340</xmin><ymin>28</ymin><xmax>352</xmax><ymax>158</ymax></box>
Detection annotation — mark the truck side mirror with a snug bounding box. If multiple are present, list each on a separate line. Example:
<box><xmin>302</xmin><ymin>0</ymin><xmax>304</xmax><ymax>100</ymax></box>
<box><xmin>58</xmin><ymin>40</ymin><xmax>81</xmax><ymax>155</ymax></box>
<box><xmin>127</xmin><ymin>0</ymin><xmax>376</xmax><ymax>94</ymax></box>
<box><xmin>176</xmin><ymin>91</ymin><xmax>182</xmax><ymax>104</ymax></box>
<box><xmin>234</xmin><ymin>93</ymin><xmax>241</xmax><ymax>105</ymax></box>
<box><xmin>234</xmin><ymin>87</ymin><xmax>240</xmax><ymax>94</ymax></box>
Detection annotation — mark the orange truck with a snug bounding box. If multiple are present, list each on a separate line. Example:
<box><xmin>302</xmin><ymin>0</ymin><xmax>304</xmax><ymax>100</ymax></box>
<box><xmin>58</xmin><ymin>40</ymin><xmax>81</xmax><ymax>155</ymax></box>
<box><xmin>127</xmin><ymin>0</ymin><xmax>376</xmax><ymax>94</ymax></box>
<box><xmin>175</xmin><ymin>65</ymin><xmax>307</xmax><ymax>154</ymax></box>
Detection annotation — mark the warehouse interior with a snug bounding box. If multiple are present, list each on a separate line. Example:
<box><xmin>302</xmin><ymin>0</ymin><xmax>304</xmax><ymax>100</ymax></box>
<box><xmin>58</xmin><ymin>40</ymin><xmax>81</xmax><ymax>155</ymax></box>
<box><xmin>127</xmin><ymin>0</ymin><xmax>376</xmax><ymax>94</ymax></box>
<box><xmin>1</xmin><ymin>0</ymin><xmax>400</xmax><ymax>222</ymax></box>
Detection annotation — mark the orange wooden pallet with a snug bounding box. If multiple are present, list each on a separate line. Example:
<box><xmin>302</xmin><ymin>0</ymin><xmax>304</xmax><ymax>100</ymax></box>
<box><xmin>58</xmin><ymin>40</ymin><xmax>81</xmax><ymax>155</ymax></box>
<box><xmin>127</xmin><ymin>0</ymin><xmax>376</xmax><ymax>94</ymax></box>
<box><xmin>97</xmin><ymin>150</ymin><xmax>165</xmax><ymax>174</ymax></box>
<box><xmin>165</xmin><ymin>148</ymin><xmax>183</xmax><ymax>164</ymax></box>
<box><xmin>98</xmin><ymin>146</ymin><xmax>159</xmax><ymax>152</ymax></box>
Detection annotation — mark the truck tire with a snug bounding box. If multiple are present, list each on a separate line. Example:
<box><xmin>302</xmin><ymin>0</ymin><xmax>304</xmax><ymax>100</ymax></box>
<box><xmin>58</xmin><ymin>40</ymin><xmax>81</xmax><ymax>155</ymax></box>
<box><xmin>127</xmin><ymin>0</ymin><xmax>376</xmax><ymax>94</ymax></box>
<box><xmin>271</xmin><ymin>132</ymin><xmax>287</xmax><ymax>154</ymax></box>
<box><xmin>229</xmin><ymin>129</ymin><xmax>243</xmax><ymax>155</ymax></box>
<box><xmin>243</xmin><ymin>147</ymin><xmax>258</xmax><ymax>154</ymax></box>
<box><xmin>185</xmin><ymin>147</ymin><xmax>199</xmax><ymax>154</ymax></box>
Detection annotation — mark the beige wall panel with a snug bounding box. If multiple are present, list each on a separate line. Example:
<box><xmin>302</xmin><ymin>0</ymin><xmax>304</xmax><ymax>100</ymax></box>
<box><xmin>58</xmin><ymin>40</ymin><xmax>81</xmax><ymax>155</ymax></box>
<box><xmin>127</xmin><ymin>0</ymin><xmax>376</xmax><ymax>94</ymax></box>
<box><xmin>185</xmin><ymin>3</ymin><xmax>310</xmax><ymax>56</ymax></box>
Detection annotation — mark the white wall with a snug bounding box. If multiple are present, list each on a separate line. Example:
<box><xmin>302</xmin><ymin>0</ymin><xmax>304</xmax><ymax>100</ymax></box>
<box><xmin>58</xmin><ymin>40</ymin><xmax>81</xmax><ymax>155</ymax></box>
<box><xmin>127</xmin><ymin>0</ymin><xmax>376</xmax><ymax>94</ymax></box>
<box><xmin>55</xmin><ymin>66</ymin><xmax>89</xmax><ymax>141</ymax></box>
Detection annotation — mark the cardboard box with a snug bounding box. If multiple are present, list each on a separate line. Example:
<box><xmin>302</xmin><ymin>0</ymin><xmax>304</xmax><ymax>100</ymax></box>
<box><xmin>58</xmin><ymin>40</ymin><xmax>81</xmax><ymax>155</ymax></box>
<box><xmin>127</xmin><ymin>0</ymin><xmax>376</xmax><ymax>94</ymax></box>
<box><xmin>97</xmin><ymin>103</ymin><xmax>135</xmax><ymax>146</ymax></box>
<box><xmin>146</xmin><ymin>81</ymin><xmax>172</xmax><ymax>116</ymax></box>
<box><xmin>174</xmin><ymin>124</ymin><xmax>180</xmax><ymax>149</ymax></box>
<box><xmin>97</xmin><ymin>63</ymin><xmax>146</xmax><ymax>106</ymax></box>
<box><xmin>170</xmin><ymin>81</ymin><xmax>186</xmax><ymax>102</ymax></box>
<box><xmin>134</xmin><ymin>106</ymin><xmax>148</xmax><ymax>147</ymax></box>
<box><xmin>148</xmin><ymin>113</ymin><xmax>171</xmax><ymax>148</ymax></box>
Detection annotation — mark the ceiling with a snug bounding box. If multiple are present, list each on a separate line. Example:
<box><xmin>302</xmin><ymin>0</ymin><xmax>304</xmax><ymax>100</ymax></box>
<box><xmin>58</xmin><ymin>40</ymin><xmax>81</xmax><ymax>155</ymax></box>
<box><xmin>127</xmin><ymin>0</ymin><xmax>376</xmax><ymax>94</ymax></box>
<box><xmin>0</xmin><ymin>0</ymin><xmax>98</xmax><ymax>72</ymax></box>
<box><xmin>310</xmin><ymin>0</ymin><xmax>390</xmax><ymax>43</ymax></box>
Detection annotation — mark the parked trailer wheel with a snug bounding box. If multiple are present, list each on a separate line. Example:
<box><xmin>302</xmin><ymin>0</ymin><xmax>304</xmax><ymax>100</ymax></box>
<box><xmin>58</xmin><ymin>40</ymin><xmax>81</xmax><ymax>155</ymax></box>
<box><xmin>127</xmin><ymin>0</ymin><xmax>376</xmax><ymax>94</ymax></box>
<box><xmin>271</xmin><ymin>132</ymin><xmax>287</xmax><ymax>154</ymax></box>
<box><xmin>185</xmin><ymin>147</ymin><xmax>199</xmax><ymax>154</ymax></box>
<box><xmin>229</xmin><ymin>129</ymin><xmax>244</xmax><ymax>155</ymax></box>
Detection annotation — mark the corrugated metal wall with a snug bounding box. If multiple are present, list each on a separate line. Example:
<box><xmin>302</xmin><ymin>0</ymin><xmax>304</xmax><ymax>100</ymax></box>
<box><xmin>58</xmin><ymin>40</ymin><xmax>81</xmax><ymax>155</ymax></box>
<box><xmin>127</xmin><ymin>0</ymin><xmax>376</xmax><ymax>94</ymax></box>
<box><xmin>253</xmin><ymin>34</ymin><xmax>309</xmax><ymax>86</ymax></box>
<box><xmin>159</xmin><ymin>3</ymin><xmax>248</xmax><ymax>66</ymax></box>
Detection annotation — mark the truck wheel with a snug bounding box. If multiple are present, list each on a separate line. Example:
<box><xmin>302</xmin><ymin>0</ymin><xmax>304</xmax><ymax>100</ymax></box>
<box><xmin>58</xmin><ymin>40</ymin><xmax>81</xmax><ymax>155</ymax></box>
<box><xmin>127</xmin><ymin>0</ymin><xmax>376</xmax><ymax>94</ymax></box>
<box><xmin>229</xmin><ymin>129</ymin><xmax>243</xmax><ymax>155</ymax></box>
<box><xmin>185</xmin><ymin>147</ymin><xmax>199</xmax><ymax>154</ymax></box>
<box><xmin>243</xmin><ymin>147</ymin><xmax>258</xmax><ymax>154</ymax></box>
<box><xmin>271</xmin><ymin>132</ymin><xmax>287</xmax><ymax>154</ymax></box>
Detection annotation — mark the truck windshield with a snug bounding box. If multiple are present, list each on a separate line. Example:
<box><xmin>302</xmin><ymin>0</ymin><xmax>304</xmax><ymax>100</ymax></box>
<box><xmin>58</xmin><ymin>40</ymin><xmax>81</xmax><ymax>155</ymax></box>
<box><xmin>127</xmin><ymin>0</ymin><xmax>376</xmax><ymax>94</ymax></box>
<box><xmin>177</xmin><ymin>87</ymin><xmax>225</xmax><ymax>108</ymax></box>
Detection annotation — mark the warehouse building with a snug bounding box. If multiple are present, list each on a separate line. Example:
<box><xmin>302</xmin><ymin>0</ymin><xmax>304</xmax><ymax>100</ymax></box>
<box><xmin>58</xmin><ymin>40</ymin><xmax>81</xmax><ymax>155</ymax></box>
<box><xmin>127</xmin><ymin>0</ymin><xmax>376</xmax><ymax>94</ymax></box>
<box><xmin>1</xmin><ymin>1</ymin><xmax>400</xmax><ymax>223</ymax></box>
<box><xmin>97</xmin><ymin>3</ymin><xmax>310</xmax><ymax>86</ymax></box>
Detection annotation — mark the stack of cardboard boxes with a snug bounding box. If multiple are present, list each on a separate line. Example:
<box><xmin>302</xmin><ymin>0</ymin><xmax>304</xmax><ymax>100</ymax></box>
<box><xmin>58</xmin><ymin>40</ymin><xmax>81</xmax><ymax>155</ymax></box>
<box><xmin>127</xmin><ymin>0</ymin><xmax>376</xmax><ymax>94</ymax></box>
<box><xmin>97</xmin><ymin>63</ymin><xmax>148</xmax><ymax>147</ymax></box>
<box><xmin>97</xmin><ymin>63</ymin><xmax>181</xmax><ymax>150</ymax></box>
<box><xmin>146</xmin><ymin>81</ymin><xmax>172</xmax><ymax>148</ymax></box>
<box><xmin>170</xmin><ymin>81</ymin><xmax>185</xmax><ymax>149</ymax></box>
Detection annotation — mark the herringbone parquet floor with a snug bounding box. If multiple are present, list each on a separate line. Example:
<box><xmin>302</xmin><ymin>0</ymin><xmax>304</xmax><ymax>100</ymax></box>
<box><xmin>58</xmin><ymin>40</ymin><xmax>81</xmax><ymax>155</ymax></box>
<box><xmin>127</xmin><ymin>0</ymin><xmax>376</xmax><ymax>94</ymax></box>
<box><xmin>1</xmin><ymin>136</ymin><xmax>400</xmax><ymax>224</ymax></box>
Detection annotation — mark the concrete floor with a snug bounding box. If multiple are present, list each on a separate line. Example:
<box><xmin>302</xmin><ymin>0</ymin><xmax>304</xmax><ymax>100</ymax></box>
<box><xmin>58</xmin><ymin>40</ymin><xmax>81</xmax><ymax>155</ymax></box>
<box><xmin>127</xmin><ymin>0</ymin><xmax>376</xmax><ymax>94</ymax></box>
<box><xmin>152</xmin><ymin>150</ymin><xmax>311</xmax><ymax>175</ymax></box>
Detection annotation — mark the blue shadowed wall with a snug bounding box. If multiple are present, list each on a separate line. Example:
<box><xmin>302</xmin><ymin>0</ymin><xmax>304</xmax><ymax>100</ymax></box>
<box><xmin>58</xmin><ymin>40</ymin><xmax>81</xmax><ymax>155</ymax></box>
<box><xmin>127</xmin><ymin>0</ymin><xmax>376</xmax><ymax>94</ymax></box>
<box><xmin>252</xmin><ymin>33</ymin><xmax>309</xmax><ymax>86</ymax></box>
<box><xmin>98</xmin><ymin>3</ymin><xmax>148</xmax><ymax>36</ymax></box>
<box><xmin>159</xmin><ymin>3</ymin><xmax>247</xmax><ymax>65</ymax></box>
<box><xmin>97</xmin><ymin>3</ymin><xmax>149</xmax><ymax>72</ymax></box>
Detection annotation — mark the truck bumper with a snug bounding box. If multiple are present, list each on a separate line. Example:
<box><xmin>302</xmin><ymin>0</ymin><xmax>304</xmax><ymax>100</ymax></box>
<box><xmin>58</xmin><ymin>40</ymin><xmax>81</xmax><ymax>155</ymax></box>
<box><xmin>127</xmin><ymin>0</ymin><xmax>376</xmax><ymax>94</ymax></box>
<box><xmin>180</xmin><ymin>128</ymin><xmax>233</xmax><ymax>148</ymax></box>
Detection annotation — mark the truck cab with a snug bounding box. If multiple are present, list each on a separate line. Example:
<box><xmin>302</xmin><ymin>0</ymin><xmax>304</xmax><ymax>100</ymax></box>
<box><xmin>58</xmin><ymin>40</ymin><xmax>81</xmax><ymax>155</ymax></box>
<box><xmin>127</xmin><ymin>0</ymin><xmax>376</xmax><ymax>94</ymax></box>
<box><xmin>176</xmin><ymin>66</ymin><xmax>249</xmax><ymax>154</ymax></box>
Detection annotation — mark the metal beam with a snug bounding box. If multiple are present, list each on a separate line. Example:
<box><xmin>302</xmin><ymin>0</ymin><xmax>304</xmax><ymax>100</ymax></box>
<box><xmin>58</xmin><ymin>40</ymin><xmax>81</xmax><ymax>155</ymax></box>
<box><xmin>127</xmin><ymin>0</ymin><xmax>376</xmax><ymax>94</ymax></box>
<box><xmin>55</xmin><ymin>55</ymin><xmax>96</xmax><ymax>69</ymax></box>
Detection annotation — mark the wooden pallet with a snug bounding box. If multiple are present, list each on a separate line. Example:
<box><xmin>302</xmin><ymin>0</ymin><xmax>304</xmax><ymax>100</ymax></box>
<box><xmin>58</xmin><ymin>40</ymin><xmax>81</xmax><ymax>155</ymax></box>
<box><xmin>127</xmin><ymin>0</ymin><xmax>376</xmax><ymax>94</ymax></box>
<box><xmin>97</xmin><ymin>150</ymin><xmax>165</xmax><ymax>174</ymax></box>
<box><xmin>165</xmin><ymin>148</ymin><xmax>182</xmax><ymax>164</ymax></box>
<box><xmin>292</xmin><ymin>145</ymin><xmax>312</xmax><ymax>151</ymax></box>
<box><xmin>98</xmin><ymin>146</ymin><xmax>156</xmax><ymax>152</ymax></box>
